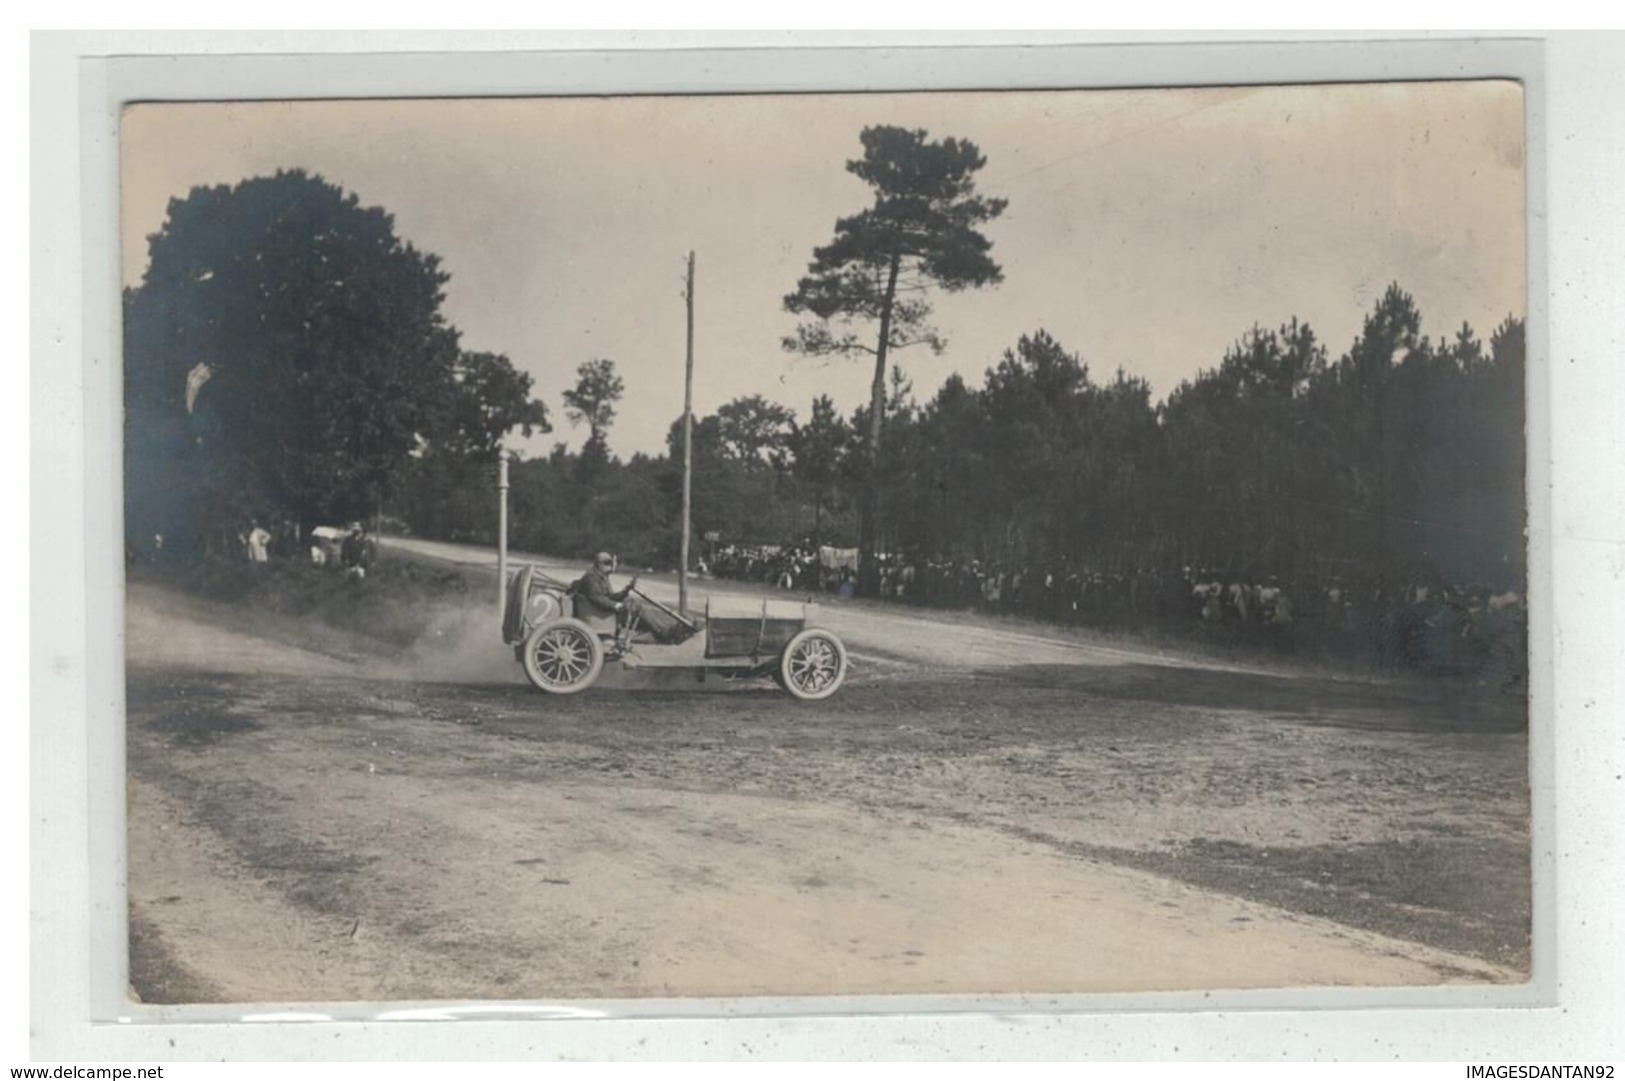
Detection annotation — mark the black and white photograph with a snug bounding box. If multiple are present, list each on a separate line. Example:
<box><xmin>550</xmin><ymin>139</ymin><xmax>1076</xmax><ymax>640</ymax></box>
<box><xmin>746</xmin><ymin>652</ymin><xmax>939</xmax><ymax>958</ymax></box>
<box><xmin>116</xmin><ymin>78</ymin><xmax>1533</xmax><ymax>1006</ymax></box>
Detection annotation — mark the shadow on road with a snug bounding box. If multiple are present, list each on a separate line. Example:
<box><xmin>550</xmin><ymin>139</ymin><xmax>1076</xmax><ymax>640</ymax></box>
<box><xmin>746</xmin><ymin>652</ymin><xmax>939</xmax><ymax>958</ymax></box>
<box><xmin>981</xmin><ymin>662</ymin><xmax>1527</xmax><ymax>734</ymax></box>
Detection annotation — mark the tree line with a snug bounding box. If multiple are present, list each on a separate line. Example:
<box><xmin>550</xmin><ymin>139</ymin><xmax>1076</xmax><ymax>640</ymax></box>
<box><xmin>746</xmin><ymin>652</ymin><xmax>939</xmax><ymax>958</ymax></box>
<box><xmin>124</xmin><ymin>146</ymin><xmax>1525</xmax><ymax>612</ymax></box>
<box><xmin>444</xmin><ymin>288</ymin><xmax>1523</xmax><ymax>603</ymax></box>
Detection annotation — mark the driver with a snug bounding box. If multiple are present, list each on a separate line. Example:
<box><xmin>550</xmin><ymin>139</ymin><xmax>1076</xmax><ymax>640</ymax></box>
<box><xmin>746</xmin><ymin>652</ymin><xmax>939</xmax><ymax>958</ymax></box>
<box><xmin>575</xmin><ymin>551</ymin><xmax>643</xmax><ymax>636</ymax></box>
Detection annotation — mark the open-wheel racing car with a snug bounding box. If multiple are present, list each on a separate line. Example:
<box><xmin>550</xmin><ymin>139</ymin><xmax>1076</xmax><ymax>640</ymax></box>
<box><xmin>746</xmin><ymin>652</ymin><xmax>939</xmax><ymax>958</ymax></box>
<box><xmin>501</xmin><ymin>564</ymin><xmax>849</xmax><ymax>700</ymax></box>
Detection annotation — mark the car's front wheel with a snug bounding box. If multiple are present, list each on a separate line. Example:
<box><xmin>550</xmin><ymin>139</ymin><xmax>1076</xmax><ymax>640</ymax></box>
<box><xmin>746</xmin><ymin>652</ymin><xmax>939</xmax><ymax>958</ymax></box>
<box><xmin>521</xmin><ymin>618</ymin><xmax>604</xmax><ymax>695</ymax></box>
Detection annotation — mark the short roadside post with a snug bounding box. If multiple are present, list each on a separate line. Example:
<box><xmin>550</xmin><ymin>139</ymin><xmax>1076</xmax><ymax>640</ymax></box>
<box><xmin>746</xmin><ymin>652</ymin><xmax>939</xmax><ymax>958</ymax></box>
<box><xmin>496</xmin><ymin>454</ymin><xmax>510</xmax><ymax>611</ymax></box>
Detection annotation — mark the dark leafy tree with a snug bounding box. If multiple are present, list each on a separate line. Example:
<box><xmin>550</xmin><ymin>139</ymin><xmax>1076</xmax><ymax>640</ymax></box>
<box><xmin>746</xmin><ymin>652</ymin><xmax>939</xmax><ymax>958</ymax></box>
<box><xmin>1159</xmin><ymin>319</ymin><xmax>1327</xmax><ymax>575</ymax></box>
<box><xmin>563</xmin><ymin>357</ymin><xmax>625</xmax><ymax>477</ymax></box>
<box><xmin>124</xmin><ymin>169</ymin><xmax>473</xmax><ymax>545</ymax></box>
<box><xmin>435</xmin><ymin>350</ymin><xmax>551</xmax><ymax>461</ymax></box>
<box><xmin>783</xmin><ymin>125</ymin><xmax>1007</xmax><ymax>594</ymax></box>
<box><xmin>660</xmin><ymin>410</ymin><xmax>805</xmax><ymax>551</ymax></box>
<box><xmin>394</xmin><ymin>350</ymin><xmax>550</xmax><ymax>543</ymax></box>
<box><xmin>976</xmin><ymin>331</ymin><xmax>1093</xmax><ymax>562</ymax></box>
<box><xmin>714</xmin><ymin>394</ymin><xmax>796</xmax><ymax>467</ymax></box>
<box><xmin>1483</xmin><ymin>316</ymin><xmax>1527</xmax><ymax>580</ymax></box>
<box><xmin>846</xmin><ymin>366</ymin><xmax>925</xmax><ymax>560</ymax></box>
<box><xmin>787</xmin><ymin>394</ymin><xmax>852</xmax><ymax>546</ymax></box>
<box><xmin>1330</xmin><ymin>283</ymin><xmax>1426</xmax><ymax>583</ymax></box>
<box><xmin>907</xmin><ymin>373</ymin><xmax>989</xmax><ymax>558</ymax></box>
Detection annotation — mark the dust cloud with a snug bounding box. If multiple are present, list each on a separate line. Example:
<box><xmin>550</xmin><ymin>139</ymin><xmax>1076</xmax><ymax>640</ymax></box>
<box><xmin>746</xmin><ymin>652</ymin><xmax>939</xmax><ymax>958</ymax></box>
<box><xmin>336</xmin><ymin>588</ymin><xmax>525</xmax><ymax>687</ymax></box>
<box><xmin>400</xmin><ymin>600</ymin><xmax>525</xmax><ymax>686</ymax></box>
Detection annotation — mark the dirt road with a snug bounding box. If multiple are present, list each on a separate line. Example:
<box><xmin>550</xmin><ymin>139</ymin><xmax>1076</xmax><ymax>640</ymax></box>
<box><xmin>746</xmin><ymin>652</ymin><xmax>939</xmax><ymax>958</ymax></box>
<box><xmin>125</xmin><ymin>558</ymin><xmax>1530</xmax><ymax>1004</ymax></box>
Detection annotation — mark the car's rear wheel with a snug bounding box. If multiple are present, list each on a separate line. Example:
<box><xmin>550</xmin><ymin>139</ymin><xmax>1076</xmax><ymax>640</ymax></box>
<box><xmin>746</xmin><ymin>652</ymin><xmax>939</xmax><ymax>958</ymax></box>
<box><xmin>779</xmin><ymin>628</ymin><xmax>847</xmax><ymax>700</ymax></box>
<box><xmin>521</xmin><ymin>619</ymin><xmax>604</xmax><ymax>694</ymax></box>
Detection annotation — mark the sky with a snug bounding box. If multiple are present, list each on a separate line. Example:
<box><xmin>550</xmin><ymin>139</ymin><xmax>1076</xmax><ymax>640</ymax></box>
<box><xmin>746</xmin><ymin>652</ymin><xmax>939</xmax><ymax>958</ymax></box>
<box><xmin>121</xmin><ymin>81</ymin><xmax>1525</xmax><ymax>458</ymax></box>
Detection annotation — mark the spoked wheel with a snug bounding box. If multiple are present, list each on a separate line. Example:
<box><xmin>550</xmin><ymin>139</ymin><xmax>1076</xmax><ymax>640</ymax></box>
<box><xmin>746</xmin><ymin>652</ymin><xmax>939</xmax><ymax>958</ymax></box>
<box><xmin>521</xmin><ymin>619</ymin><xmax>604</xmax><ymax>695</ymax></box>
<box><xmin>778</xmin><ymin>628</ymin><xmax>847</xmax><ymax>701</ymax></box>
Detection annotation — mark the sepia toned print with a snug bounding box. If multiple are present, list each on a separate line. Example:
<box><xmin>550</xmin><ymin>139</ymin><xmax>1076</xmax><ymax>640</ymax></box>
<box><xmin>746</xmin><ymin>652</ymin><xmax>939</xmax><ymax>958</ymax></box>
<box><xmin>121</xmin><ymin>82</ymin><xmax>1528</xmax><ymax>1003</ymax></box>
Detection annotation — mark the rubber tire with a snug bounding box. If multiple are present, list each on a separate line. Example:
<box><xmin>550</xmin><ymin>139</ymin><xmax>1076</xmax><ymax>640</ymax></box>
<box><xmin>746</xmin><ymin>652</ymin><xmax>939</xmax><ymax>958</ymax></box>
<box><xmin>778</xmin><ymin>628</ymin><xmax>847</xmax><ymax>701</ymax></box>
<box><xmin>520</xmin><ymin>618</ymin><xmax>604</xmax><ymax>695</ymax></box>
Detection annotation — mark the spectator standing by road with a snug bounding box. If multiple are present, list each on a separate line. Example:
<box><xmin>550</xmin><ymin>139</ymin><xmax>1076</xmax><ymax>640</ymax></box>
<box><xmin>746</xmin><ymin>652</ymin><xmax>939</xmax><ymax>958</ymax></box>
<box><xmin>245</xmin><ymin>519</ymin><xmax>272</xmax><ymax>565</ymax></box>
<box><xmin>341</xmin><ymin>522</ymin><xmax>372</xmax><ymax>579</ymax></box>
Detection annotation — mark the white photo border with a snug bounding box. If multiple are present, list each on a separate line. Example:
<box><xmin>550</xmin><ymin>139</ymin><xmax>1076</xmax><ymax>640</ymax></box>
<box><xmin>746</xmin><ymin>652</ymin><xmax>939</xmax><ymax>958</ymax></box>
<box><xmin>29</xmin><ymin>29</ymin><xmax>1621</xmax><ymax>1061</ymax></box>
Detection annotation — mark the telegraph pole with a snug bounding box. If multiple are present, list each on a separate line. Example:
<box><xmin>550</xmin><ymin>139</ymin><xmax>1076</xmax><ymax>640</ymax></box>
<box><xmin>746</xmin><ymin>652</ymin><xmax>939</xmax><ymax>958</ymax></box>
<box><xmin>679</xmin><ymin>251</ymin><xmax>696</xmax><ymax>618</ymax></box>
<box><xmin>496</xmin><ymin>453</ymin><xmax>510</xmax><ymax>611</ymax></box>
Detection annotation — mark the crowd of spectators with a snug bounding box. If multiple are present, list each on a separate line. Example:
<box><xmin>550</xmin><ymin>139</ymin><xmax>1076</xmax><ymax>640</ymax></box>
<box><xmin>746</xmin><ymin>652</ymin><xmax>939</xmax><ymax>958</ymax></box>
<box><xmin>130</xmin><ymin>518</ymin><xmax>378</xmax><ymax>580</ymax></box>
<box><xmin>709</xmin><ymin>544</ymin><xmax>831</xmax><ymax>593</ymax></box>
<box><xmin>705</xmin><ymin>544</ymin><xmax>1527</xmax><ymax>678</ymax></box>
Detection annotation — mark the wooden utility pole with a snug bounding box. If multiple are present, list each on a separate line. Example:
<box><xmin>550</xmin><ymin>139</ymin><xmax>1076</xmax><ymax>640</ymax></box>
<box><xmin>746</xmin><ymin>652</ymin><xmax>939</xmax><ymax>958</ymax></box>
<box><xmin>679</xmin><ymin>251</ymin><xmax>696</xmax><ymax>618</ymax></box>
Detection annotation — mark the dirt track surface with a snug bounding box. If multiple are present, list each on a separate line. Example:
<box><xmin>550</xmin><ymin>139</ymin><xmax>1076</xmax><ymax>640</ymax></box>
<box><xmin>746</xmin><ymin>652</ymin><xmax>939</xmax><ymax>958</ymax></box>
<box><xmin>125</xmin><ymin>551</ymin><xmax>1531</xmax><ymax>1004</ymax></box>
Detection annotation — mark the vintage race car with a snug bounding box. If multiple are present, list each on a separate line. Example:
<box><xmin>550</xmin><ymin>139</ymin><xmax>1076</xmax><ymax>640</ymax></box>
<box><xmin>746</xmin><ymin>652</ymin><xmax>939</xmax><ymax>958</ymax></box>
<box><xmin>501</xmin><ymin>564</ymin><xmax>848</xmax><ymax>700</ymax></box>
